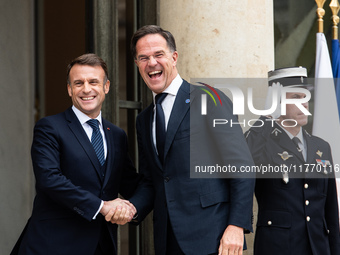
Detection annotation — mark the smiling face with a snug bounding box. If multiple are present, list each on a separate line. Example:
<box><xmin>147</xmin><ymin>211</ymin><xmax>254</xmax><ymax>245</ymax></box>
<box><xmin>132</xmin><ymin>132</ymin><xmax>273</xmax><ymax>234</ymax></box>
<box><xmin>67</xmin><ymin>64</ymin><xmax>110</xmax><ymax>118</ymax></box>
<box><xmin>278</xmin><ymin>92</ymin><xmax>309</xmax><ymax>134</ymax></box>
<box><xmin>135</xmin><ymin>34</ymin><xmax>178</xmax><ymax>94</ymax></box>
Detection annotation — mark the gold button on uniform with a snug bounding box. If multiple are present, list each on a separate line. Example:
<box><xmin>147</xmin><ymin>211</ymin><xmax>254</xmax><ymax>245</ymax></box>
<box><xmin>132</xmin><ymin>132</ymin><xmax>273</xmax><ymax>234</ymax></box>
<box><xmin>306</xmin><ymin>216</ymin><xmax>310</xmax><ymax>222</ymax></box>
<box><xmin>304</xmin><ymin>184</ymin><xmax>308</xmax><ymax>189</ymax></box>
<box><xmin>268</xmin><ymin>221</ymin><xmax>272</xmax><ymax>225</ymax></box>
<box><xmin>305</xmin><ymin>200</ymin><xmax>309</xmax><ymax>206</ymax></box>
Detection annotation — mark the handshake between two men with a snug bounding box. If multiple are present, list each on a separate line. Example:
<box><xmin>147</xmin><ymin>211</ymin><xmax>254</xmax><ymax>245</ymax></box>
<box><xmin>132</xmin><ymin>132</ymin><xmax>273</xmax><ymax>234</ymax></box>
<box><xmin>100</xmin><ymin>198</ymin><xmax>137</xmax><ymax>225</ymax></box>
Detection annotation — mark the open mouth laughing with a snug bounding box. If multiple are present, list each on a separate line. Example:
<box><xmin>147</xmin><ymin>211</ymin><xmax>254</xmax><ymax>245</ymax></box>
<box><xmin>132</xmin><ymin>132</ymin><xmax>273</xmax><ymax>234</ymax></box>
<box><xmin>149</xmin><ymin>70</ymin><xmax>162</xmax><ymax>79</ymax></box>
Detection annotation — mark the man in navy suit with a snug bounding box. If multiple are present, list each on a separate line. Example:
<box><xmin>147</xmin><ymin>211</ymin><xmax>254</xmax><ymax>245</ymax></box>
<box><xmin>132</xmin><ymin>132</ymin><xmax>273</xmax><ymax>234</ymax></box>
<box><xmin>245</xmin><ymin>67</ymin><xmax>340</xmax><ymax>255</ymax></box>
<box><xmin>130</xmin><ymin>25</ymin><xmax>255</xmax><ymax>255</ymax></box>
<box><xmin>12</xmin><ymin>53</ymin><xmax>147</xmax><ymax>255</ymax></box>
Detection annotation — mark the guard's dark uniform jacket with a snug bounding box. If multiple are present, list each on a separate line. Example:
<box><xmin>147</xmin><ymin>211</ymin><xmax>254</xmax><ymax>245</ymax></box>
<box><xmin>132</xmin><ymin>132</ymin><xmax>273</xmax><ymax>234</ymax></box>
<box><xmin>245</xmin><ymin>116</ymin><xmax>340</xmax><ymax>255</ymax></box>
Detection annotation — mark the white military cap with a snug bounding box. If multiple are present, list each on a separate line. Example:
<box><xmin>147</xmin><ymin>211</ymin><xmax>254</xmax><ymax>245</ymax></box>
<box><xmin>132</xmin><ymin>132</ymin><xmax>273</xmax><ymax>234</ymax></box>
<box><xmin>268</xmin><ymin>66</ymin><xmax>312</xmax><ymax>89</ymax></box>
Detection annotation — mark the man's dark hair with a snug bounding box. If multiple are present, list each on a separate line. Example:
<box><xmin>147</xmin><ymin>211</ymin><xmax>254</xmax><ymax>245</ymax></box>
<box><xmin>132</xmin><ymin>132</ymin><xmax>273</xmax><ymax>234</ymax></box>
<box><xmin>130</xmin><ymin>25</ymin><xmax>177</xmax><ymax>59</ymax></box>
<box><xmin>67</xmin><ymin>53</ymin><xmax>109</xmax><ymax>84</ymax></box>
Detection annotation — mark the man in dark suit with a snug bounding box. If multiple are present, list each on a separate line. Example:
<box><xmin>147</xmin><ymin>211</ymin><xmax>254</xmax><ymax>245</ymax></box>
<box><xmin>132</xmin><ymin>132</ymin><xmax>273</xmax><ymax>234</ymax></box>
<box><xmin>12</xmin><ymin>53</ymin><xmax>147</xmax><ymax>255</ymax></box>
<box><xmin>245</xmin><ymin>67</ymin><xmax>340</xmax><ymax>255</ymax></box>
<box><xmin>130</xmin><ymin>25</ymin><xmax>255</xmax><ymax>255</ymax></box>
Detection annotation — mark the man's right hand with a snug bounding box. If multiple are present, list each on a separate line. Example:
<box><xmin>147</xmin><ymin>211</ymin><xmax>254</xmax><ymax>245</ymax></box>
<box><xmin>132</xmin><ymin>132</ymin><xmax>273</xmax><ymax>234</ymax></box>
<box><xmin>100</xmin><ymin>198</ymin><xmax>136</xmax><ymax>225</ymax></box>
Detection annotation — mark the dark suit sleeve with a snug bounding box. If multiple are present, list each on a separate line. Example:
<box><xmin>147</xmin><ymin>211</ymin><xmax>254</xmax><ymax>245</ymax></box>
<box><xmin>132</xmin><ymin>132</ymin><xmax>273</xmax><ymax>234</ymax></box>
<box><xmin>200</xmin><ymin>90</ymin><xmax>255</xmax><ymax>231</ymax></box>
<box><xmin>220</xmin><ymin>94</ymin><xmax>255</xmax><ymax>231</ymax></box>
<box><xmin>116</xmin><ymin>129</ymin><xmax>143</xmax><ymax>199</ymax></box>
<box><xmin>128</xmin><ymin>116</ymin><xmax>155</xmax><ymax>222</ymax></box>
<box><xmin>31</xmin><ymin>118</ymin><xmax>102</xmax><ymax>221</ymax></box>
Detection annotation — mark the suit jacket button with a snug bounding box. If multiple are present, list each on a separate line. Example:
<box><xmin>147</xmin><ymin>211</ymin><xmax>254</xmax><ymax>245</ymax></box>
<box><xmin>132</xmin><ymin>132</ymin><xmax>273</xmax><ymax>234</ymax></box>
<box><xmin>267</xmin><ymin>221</ymin><xmax>272</xmax><ymax>226</ymax></box>
<box><xmin>305</xmin><ymin>200</ymin><xmax>309</xmax><ymax>206</ymax></box>
<box><xmin>164</xmin><ymin>177</ymin><xmax>170</xmax><ymax>182</ymax></box>
<box><xmin>306</xmin><ymin>216</ymin><xmax>311</xmax><ymax>222</ymax></box>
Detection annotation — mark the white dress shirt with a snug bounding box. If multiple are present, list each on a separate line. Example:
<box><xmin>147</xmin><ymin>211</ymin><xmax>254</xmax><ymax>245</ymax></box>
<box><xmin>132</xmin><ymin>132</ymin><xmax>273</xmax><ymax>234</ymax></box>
<box><xmin>72</xmin><ymin>106</ymin><xmax>107</xmax><ymax>158</ymax></box>
<box><xmin>71</xmin><ymin>105</ymin><xmax>106</xmax><ymax>218</ymax></box>
<box><xmin>152</xmin><ymin>74</ymin><xmax>183</xmax><ymax>152</ymax></box>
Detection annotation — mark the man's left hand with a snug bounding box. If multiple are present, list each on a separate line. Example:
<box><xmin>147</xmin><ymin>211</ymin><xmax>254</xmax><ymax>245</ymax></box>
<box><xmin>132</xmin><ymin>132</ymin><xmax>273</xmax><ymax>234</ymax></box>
<box><xmin>218</xmin><ymin>225</ymin><xmax>243</xmax><ymax>255</ymax></box>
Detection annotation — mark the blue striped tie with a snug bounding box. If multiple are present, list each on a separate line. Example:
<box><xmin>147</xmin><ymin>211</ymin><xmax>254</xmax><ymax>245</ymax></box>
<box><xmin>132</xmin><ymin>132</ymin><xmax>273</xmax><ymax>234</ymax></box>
<box><xmin>87</xmin><ymin>119</ymin><xmax>105</xmax><ymax>166</ymax></box>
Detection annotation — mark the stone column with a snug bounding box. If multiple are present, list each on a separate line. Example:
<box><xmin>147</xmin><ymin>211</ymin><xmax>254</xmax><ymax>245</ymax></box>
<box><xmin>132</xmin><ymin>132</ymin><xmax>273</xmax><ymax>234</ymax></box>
<box><xmin>159</xmin><ymin>1</ymin><xmax>275</xmax><ymax>254</ymax></box>
<box><xmin>0</xmin><ymin>0</ymin><xmax>35</xmax><ymax>253</ymax></box>
<box><xmin>93</xmin><ymin>0</ymin><xmax>119</xmax><ymax>125</ymax></box>
<box><xmin>160</xmin><ymin>0</ymin><xmax>274</xmax><ymax>79</ymax></box>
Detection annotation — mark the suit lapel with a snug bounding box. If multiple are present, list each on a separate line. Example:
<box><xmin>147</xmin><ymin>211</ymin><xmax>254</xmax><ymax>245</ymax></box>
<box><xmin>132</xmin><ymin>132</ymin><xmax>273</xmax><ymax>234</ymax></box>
<box><xmin>163</xmin><ymin>81</ymin><xmax>191</xmax><ymax>159</ymax></box>
<box><xmin>146</xmin><ymin>80</ymin><xmax>192</xmax><ymax>169</ymax></box>
<box><xmin>304</xmin><ymin>130</ymin><xmax>318</xmax><ymax>163</ymax></box>
<box><xmin>65</xmin><ymin>108</ymin><xmax>103</xmax><ymax>181</ymax></box>
<box><xmin>102</xmin><ymin>120</ymin><xmax>114</xmax><ymax>187</ymax></box>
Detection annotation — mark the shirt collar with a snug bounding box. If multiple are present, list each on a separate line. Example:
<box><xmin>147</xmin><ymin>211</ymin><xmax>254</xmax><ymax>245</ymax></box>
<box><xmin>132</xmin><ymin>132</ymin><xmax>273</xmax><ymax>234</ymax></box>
<box><xmin>152</xmin><ymin>74</ymin><xmax>183</xmax><ymax>103</ymax></box>
<box><xmin>278</xmin><ymin>123</ymin><xmax>304</xmax><ymax>145</ymax></box>
<box><xmin>71</xmin><ymin>105</ymin><xmax>103</xmax><ymax>127</ymax></box>
<box><xmin>295</xmin><ymin>129</ymin><xmax>305</xmax><ymax>145</ymax></box>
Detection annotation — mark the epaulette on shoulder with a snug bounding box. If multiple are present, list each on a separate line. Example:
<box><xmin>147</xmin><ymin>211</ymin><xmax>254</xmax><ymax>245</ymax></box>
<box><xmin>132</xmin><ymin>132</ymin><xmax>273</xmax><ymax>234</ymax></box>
<box><xmin>304</xmin><ymin>129</ymin><xmax>312</xmax><ymax>137</ymax></box>
<box><xmin>245</xmin><ymin>129</ymin><xmax>251</xmax><ymax>139</ymax></box>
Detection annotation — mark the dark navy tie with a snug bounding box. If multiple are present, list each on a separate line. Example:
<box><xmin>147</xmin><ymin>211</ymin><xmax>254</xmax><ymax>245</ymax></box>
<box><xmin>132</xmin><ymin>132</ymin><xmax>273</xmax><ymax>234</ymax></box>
<box><xmin>292</xmin><ymin>137</ymin><xmax>302</xmax><ymax>152</ymax></box>
<box><xmin>292</xmin><ymin>136</ymin><xmax>306</xmax><ymax>161</ymax></box>
<box><xmin>155</xmin><ymin>93</ymin><xmax>168</xmax><ymax>163</ymax></box>
<box><xmin>87</xmin><ymin>119</ymin><xmax>105</xmax><ymax>166</ymax></box>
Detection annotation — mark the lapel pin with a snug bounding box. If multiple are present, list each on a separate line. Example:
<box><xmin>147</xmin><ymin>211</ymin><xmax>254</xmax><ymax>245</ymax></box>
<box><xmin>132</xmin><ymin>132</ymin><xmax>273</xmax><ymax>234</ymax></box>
<box><xmin>107</xmin><ymin>127</ymin><xmax>110</xmax><ymax>131</ymax></box>
<box><xmin>278</xmin><ymin>151</ymin><xmax>293</xmax><ymax>161</ymax></box>
<box><xmin>316</xmin><ymin>150</ymin><xmax>323</xmax><ymax>157</ymax></box>
<box><xmin>185</xmin><ymin>99</ymin><xmax>190</xmax><ymax>103</ymax></box>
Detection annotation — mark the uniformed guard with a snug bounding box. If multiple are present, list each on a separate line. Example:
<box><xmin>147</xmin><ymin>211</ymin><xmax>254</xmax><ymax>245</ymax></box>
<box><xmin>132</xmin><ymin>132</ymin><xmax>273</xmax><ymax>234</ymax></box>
<box><xmin>245</xmin><ymin>67</ymin><xmax>340</xmax><ymax>255</ymax></box>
